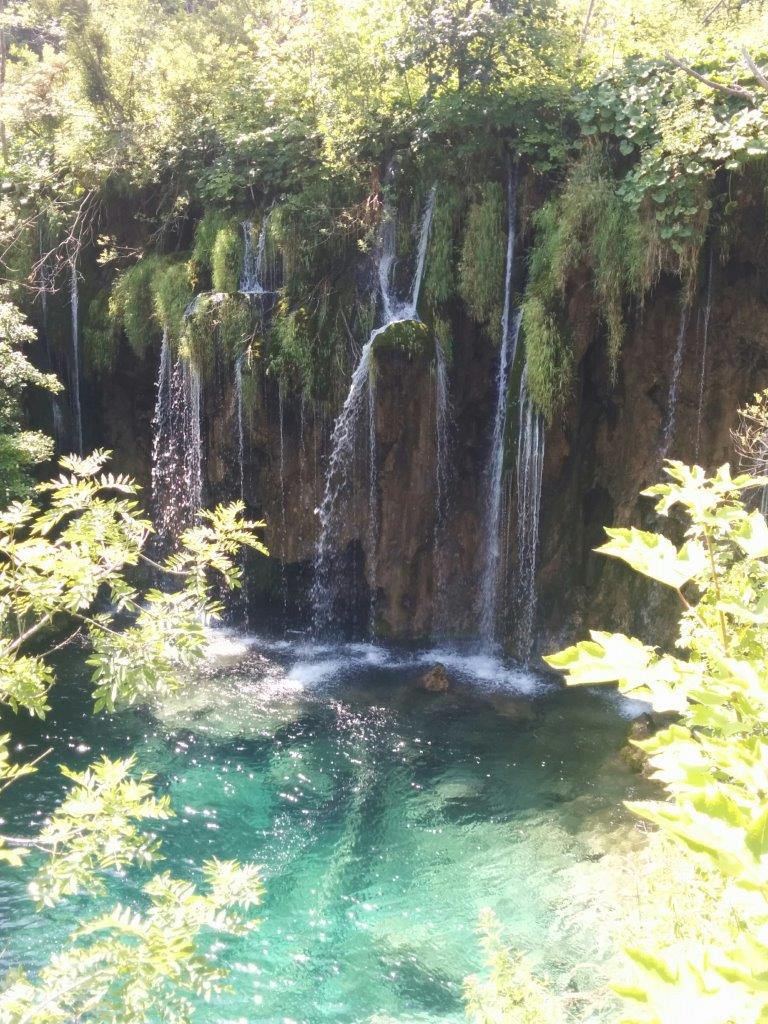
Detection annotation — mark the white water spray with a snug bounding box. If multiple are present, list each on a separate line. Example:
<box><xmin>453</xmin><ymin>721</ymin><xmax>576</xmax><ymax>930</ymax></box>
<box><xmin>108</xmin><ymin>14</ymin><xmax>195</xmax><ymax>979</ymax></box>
<box><xmin>478</xmin><ymin>165</ymin><xmax>520</xmax><ymax>645</ymax></box>
<box><xmin>695</xmin><ymin>249</ymin><xmax>715</xmax><ymax>461</ymax></box>
<box><xmin>515</xmin><ymin>367</ymin><xmax>546</xmax><ymax>659</ymax></box>
<box><xmin>311</xmin><ymin>185</ymin><xmax>436</xmax><ymax>634</ymax></box>
<box><xmin>661</xmin><ymin>300</ymin><xmax>689</xmax><ymax>457</ymax></box>
<box><xmin>151</xmin><ymin>330</ymin><xmax>204</xmax><ymax>549</ymax></box>
<box><xmin>240</xmin><ymin>219</ymin><xmax>269</xmax><ymax>295</ymax></box>
<box><xmin>69</xmin><ymin>252</ymin><xmax>83</xmax><ymax>454</ymax></box>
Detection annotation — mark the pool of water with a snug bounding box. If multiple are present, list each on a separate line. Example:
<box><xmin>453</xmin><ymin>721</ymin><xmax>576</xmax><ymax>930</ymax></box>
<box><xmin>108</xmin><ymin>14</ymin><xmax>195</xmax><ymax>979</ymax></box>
<box><xmin>1</xmin><ymin>633</ymin><xmax>650</xmax><ymax>1023</ymax></box>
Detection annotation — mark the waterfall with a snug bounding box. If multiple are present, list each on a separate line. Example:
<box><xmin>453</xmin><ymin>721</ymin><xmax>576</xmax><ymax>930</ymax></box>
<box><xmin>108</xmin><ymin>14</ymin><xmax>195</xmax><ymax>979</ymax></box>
<box><xmin>661</xmin><ymin>300</ymin><xmax>690</xmax><ymax>458</ymax></box>
<box><xmin>69</xmin><ymin>252</ymin><xmax>83</xmax><ymax>454</ymax></box>
<box><xmin>515</xmin><ymin>367</ymin><xmax>546</xmax><ymax>660</ymax></box>
<box><xmin>240</xmin><ymin>219</ymin><xmax>269</xmax><ymax>295</ymax></box>
<box><xmin>432</xmin><ymin>336</ymin><xmax>451</xmax><ymax>636</ymax></box>
<box><xmin>38</xmin><ymin>235</ymin><xmax>63</xmax><ymax>447</ymax></box>
<box><xmin>235</xmin><ymin>355</ymin><xmax>246</xmax><ymax>503</ymax></box>
<box><xmin>478</xmin><ymin>165</ymin><xmax>520</xmax><ymax>645</ymax></box>
<box><xmin>277</xmin><ymin>381</ymin><xmax>288</xmax><ymax>621</ymax></box>
<box><xmin>311</xmin><ymin>185</ymin><xmax>436</xmax><ymax>634</ymax></box>
<box><xmin>695</xmin><ymin>248</ymin><xmax>715</xmax><ymax>461</ymax></box>
<box><xmin>151</xmin><ymin>330</ymin><xmax>204</xmax><ymax>549</ymax></box>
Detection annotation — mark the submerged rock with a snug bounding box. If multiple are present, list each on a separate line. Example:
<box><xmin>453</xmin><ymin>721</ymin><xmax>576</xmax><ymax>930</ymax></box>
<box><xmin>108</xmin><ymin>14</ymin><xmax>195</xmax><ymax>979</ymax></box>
<box><xmin>418</xmin><ymin>663</ymin><xmax>453</xmax><ymax>693</ymax></box>
<box><xmin>621</xmin><ymin>711</ymin><xmax>676</xmax><ymax>774</ymax></box>
<box><xmin>484</xmin><ymin>692</ymin><xmax>537</xmax><ymax>723</ymax></box>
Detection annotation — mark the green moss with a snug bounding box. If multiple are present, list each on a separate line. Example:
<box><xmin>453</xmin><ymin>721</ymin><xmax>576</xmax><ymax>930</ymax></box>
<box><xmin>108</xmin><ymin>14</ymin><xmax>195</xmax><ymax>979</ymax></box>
<box><xmin>191</xmin><ymin>209</ymin><xmax>233</xmax><ymax>288</ymax></box>
<box><xmin>433</xmin><ymin>316</ymin><xmax>454</xmax><ymax>366</ymax></box>
<box><xmin>521</xmin><ymin>295</ymin><xmax>572</xmax><ymax>426</ymax></box>
<box><xmin>458</xmin><ymin>182</ymin><xmax>506</xmax><ymax>339</ymax></box>
<box><xmin>182</xmin><ymin>293</ymin><xmax>253</xmax><ymax>380</ymax></box>
<box><xmin>151</xmin><ymin>262</ymin><xmax>193</xmax><ymax>343</ymax></box>
<box><xmin>370</xmin><ymin>319</ymin><xmax>431</xmax><ymax>360</ymax></box>
<box><xmin>83</xmin><ymin>289</ymin><xmax>119</xmax><ymax>375</ymax></box>
<box><xmin>109</xmin><ymin>257</ymin><xmax>161</xmax><ymax>356</ymax></box>
<box><xmin>211</xmin><ymin>223</ymin><xmax>244</xmax><ymax>293</ymax></box>
<box><xmin>424</xmin><ymin>184</ymin><xmax>462</xmax><ymax>310</ymax></box>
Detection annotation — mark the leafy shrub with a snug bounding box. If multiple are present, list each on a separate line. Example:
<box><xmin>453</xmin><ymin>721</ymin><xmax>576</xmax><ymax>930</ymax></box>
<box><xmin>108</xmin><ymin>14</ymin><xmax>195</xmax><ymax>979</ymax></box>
<box><xmin>547</xmin><ymin>459</ymin><xmax>768</xmax><ymax>1022</ymax></box>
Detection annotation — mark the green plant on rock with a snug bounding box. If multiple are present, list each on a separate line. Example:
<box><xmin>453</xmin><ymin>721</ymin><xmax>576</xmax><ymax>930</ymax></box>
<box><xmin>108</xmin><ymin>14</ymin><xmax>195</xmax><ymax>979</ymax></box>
<box><xmin>183</xmin><ymin>294</ymin><xmax>253</xmax><ymax>380</ymax></box>
<box><xmin>458</xmin><ymin>182</ymin><xmax>506</xmax><ymax>340</ymax></box>
<box><xmin>211</xmin><ymin>222</ymin><xmax>244</xmax><ymax>293</ymax></box>
<box><xmin>191</xmin><ymin>209</ymin><xmax>233</xmax><ymax>287</ymax></box>
<box><xmin>546</xmin><ymin>458</ymin><xmax>768</xmax><ymax>1023</ymax></box>
<box><xmin>151</xmin><ymin>261</ymin><xmax>194</xmax><ymax>344</ymax></box>
<box><xmin>424</xmin><ymin>183</ymin><xmax>462</xmax><ymax>312</ymax></box>
<box><xmin>109</xmin><ymin>257</ymin><xmax>162</xmax><ymax>357</ymax></box>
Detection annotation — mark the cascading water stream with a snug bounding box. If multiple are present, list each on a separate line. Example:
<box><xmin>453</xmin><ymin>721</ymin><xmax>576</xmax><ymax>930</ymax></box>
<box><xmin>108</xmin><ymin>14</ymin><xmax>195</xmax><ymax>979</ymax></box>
<box><xmin>151</xmin><ymin>330</ymin><xmax>204</xmax><ymax>550</ymax></box>
<box><xmin>515</xmin><ymin>367</ymin><xmax>546</xmax><ymax>659</ymax></box>
<box><xmin>69</xmin><ymin>251</ymin><xmax>83</xmax><ymax>454</ymax></box>
<box><xmin>478</xmin><ymin>165</ymin><xmax>519</xmax><ymax>645</ymax></box>
<box><xmin>311</xmin><ymin>186</ymin><xmax>436</xmax><ymax>634</ymax></box>
<box><xmin>661</xmin><ymin>300</ymin><xmax>690</xmax><ymax>458</ymax></box>
<box><xmin>695</xmin><ymin>248</ymin><xmax>715</xmax><ymax>461</ymax></box>
<box><xmin>240</xmin><ymin>219</ymin><xmax>269</xmax><ymax>295</ymax></box>
<box><xmin>431</xmin><ymin>336</ymin><xmax>451</xmax><ymax>635</ymax></box>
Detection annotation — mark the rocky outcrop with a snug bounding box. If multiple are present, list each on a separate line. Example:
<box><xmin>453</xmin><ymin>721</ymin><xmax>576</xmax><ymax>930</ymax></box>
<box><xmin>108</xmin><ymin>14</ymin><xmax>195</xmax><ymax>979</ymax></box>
<box><xmin>418</xmin><ymin>664</ymin><xmax>453</xmax><ymax>693</ymax></box>
<box><xmin>87</xmin><ymin>254</ymin><xmax>768</xmax><ymax>653</ymax></box>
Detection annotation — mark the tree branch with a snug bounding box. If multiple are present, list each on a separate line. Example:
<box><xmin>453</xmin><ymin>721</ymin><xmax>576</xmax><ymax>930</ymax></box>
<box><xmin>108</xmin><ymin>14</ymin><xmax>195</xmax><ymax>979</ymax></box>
<box><xmin>665</xmin><ymin>52</ymin><xmax>754</xmax><ymax>102</ymax></box>
<box><xmin>742</xmin><ymin>47</ymin><xmax>768</xmax><ymax>93</ymax></box>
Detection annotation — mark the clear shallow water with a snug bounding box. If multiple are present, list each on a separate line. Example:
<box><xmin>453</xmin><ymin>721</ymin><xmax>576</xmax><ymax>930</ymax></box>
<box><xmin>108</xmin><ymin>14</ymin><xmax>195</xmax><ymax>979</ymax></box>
<box><xmin>1</xmin><ymin>633</ymin><xmax>649</xmax><ymax>1023</ymax></box>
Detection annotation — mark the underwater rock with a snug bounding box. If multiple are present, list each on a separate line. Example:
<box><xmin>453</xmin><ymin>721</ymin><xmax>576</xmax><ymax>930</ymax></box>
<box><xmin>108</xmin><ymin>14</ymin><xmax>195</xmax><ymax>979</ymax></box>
<box><xmin>418</xmin><ymin>663</ymin><xmax>453</xmax><ymax>693</ymax></box>
<box><xmin>484</xmin><ymin>692</ymin><xmax>536</xmax><ymax>722</ymax></box>
<box><xmin>620</xmin><ymin>711</ymin><xmax>676</xmax><ymax>773</ymax></box>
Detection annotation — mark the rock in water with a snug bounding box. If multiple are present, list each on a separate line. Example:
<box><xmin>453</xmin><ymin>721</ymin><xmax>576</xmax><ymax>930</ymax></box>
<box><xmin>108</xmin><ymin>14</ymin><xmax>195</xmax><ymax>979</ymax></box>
<box><xmin>418</xmin><ymin>663</ymin><xmax>452</xmax><ymax>693</ymax></box>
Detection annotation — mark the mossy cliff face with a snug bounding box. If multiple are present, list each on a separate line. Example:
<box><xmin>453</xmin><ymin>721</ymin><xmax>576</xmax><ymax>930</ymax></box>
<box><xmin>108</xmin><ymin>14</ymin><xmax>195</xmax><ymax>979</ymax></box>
<box><xmin>91</xmin><ymin>253</ymin><xmax>768</xmax><ymax>650</ymax></box>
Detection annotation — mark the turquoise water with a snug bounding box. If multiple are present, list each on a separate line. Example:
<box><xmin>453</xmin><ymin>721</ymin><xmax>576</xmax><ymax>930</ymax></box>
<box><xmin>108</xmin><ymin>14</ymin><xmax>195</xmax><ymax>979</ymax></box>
<box><xmin>1</xmin><ymin>634</ymin><xmax>649</xmax><ymax>1023</ymax></box>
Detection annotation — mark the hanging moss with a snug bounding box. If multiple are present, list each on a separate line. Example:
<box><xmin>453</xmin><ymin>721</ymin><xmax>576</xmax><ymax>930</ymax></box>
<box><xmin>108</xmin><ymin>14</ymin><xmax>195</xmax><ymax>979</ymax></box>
<box><xmin>151</xmin><ymin>262</ymin><xmax>193</xmax><ymax>343</ymax></box>
<box><xmin>433</xmin><ymin>316</ymin><xmax>454</xmax><ymax>366</ymax></box>
<box><xmin>211</xmin><ymin>223</ymin><xmax>244</xmax><ymax>293</ymax></box>
<box><xmin>83</xmin><ymin>289</ymin><xmax>119</xmax><ymax>375</ymax></box>
<box><xmin>458</xmin><ymin>182</ymin><xmax>506</xmax><ymax>340</ymax></box>
<box><xmin>182</xmin><ymin>293</ymin><xmax>253</xmax><ymax>380</ymax></box>
<box><xmin>371</xmin><ymin>320</ymin><xmax>432</xmax><ymax>360</ymax></box>
<box><xmin>190</xmin><ymin>209</ymin><xmax>233</xmax><ymax>288</ymax></box>
<box><xmin>267</xmin><ymin>300</ymin><xmax>316</xmax><ymax>395</ymax></box>
<box><xmin>109</xmin><ymin>257</ymin><xmax>161</xmax><ymax>356</ymax></box>
<box><xmin>424</xmin><ymin>184</ymin><xmax>462</xmax><ymax>310</ymax></box>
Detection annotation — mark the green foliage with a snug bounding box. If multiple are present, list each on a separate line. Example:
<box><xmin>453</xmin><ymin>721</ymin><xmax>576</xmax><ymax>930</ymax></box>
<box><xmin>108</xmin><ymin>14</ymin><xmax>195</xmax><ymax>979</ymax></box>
<box><xmin>0</xmin><ymin>297</ymin><xmax>60</xmax><ymax>502</ymax></box>
<box><xmin>151</xmin><ymin>262</ymin><xmax>193</xmax><ymax>344</ymax></box>
<box><xmin>464</xmin><ymin>910</ymin><xmax>559</xmax><ymax>1024</ymax></box>
<box><xmin>183</xmin><ymin>294</ymin><xmax>252</xmax><ymax>380</ymax></box>
<box><xmin>191</xmin><ymin>209</ymin><xmax>232</xmax><ymax>285</ymax></box>
<box><xmin>458</xmin><ymin>182</ymin><xmax>506</xmax><ymax>339</ymax></box>
<box><xmin>371</xmin><ymin>319</ymin><xmax>432</xmax><ymax>360</ymax></box>
<box><xmin>109</xmin><ymin>258</ymin><xmax>161</xmax><ymax>357</ymax></box>
<box><xmin>1</xmin><ymin>850</ymin><xmax>263</xmax><ymax>1024</ymax></box>
<box><xmin>211</xmin><ymin>223</ymin><xmax>244</xmax><ymax>294</ymax></box>
<box><xmin>83</xmin><ymin>289</ymin><xmax>118</xmax><ymax>376</ymax></box>
<box><xmin>29</xmin><ymin>756</ymin><xmax>172</xmax><ymax>909</ymax></box>
<box><xmin>546</xmin><ymin>459</ymin><xmax>768</xmax><ymax>1022</ymax></box>
<box><xmin>0</xmin><ymin>451</ymin><xmax>268</xmax><ymax>1022</ymax></box>
<box><xmin>424</xmin><ymin>183</ymin><xmax>462</xmax><ymax>311</ymax></box>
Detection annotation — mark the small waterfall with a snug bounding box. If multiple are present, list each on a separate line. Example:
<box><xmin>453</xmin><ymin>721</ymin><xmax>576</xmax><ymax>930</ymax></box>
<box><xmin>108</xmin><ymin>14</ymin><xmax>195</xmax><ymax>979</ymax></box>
<box><xmin>515</xmin><ymin>368</ymin><xmax>545</xmax><ymax>660</ymax></box>
<box><xmin>478</xmin><ymin>165</ymin><xmax>520</xmax><ymax>645</ymax></box>
<box><xmin>277</xmin><ymin>381</ymin><xmax>288</xmax><ymax>621</ymax></box>
<box><xmin>235</xmin><ymin>355</ymin><xmax>246</xmax><ymax>504</ymax></box>
<box><xmin>151</xmin><ymin>330</ymin><xmax>204</xmax><ymax>549</ymax></box>
<box><xmin>37</xmin><ymin>236</ymin><xmax>64</xmax><ymax>447</ymax></box>
<box><xmin>311</xmin><ymin>185</ymin><xmax>436</xmax><ymax>634</ymax></box>
<box><xmin>661</xmin><ymin>300</ymin><xmax>690</xmax><ymax>458</ymax></box>
<box><xmin>432</xmin><ymin>336</ymin><xmax>451</xmax><ymax>635</ymax></box>
<box><xmin>69</xmin><ymin>252</ymin><xmax>83</xmax><ymax>454</ymax></box>
<box><xmin>695</xmin><ymin>248</ymin><xmax>715</xmax><ymax>461</ymax></box>
<box><xmin>240</xmin><ymin>219</ymin><xmax>269</xmax><ymax>295</ymax></box>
